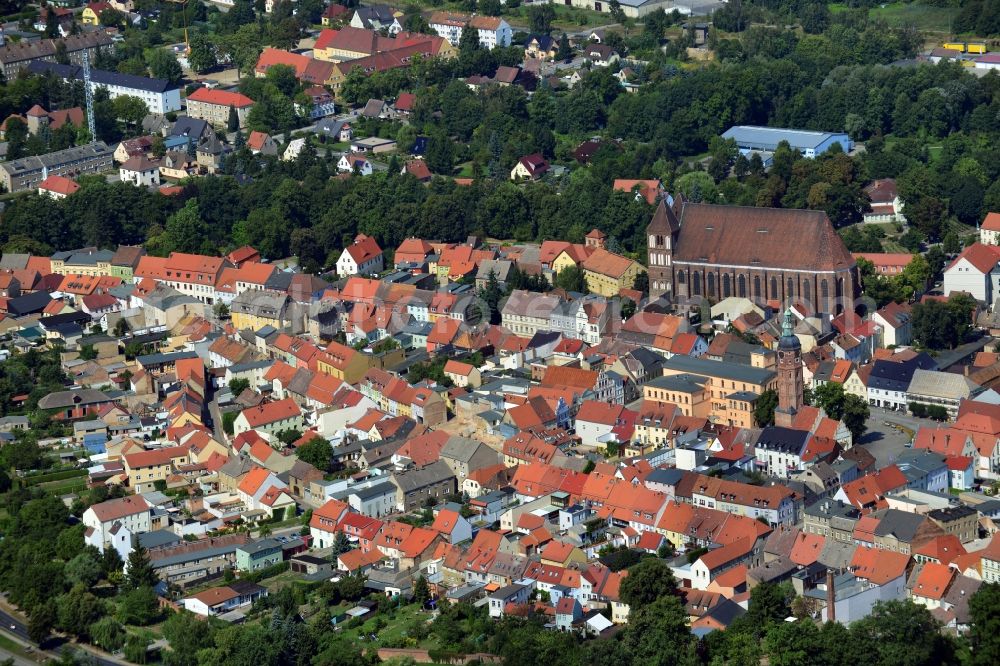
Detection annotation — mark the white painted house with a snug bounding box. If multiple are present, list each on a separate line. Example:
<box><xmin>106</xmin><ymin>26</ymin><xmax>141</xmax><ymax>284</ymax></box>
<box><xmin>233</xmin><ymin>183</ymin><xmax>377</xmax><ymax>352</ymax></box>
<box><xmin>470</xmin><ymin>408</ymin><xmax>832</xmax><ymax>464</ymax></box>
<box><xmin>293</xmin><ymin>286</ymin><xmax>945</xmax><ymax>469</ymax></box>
<box><xmin>83</xmin><ymin>495</ymin><xmax>152</xmax><ymax>559</ymax></box>
<box><xmin>119</xmin><ymin>155</ymin><xmax>161</xmax><ymax>187</ymax></box>
<box><xmin>336</xmin><ymin>234</ymin><xmax>384</xmax><ymax>278</ymax></box>
<box><xmin>943</xmin><ymin>243</ymin><xmax>1000</xmax><ymax>303</ymax></box>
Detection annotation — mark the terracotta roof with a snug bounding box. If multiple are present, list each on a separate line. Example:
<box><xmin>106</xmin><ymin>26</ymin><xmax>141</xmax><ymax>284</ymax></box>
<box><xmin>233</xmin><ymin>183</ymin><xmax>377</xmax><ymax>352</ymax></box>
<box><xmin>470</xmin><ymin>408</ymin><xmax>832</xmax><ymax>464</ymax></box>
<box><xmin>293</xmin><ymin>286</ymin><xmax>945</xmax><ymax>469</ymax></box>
<box><xmin>187</xmin><ymin>87</ymin><xmax>254</xmax><ymax>108</ymax></box>
<box><xmin>613</xmin><ymin>179</ymin><xmax>661</xmax><ymax>204</ymax></box>
<box><xmin>237</xmin><ymin>466</ymin><xmax>273</xmax><ymax>495</ymax></box>
<box><xmin>912</xmin><ymin>562</ymin><xmax>954</xmax><ymax>601</ymax></box>
<box><xmin>88</xmin><ymin>495</ymin><xmax>150</xmax><ymax>522</ymax></box>
<box><xmin>187</xmin><ymin>586</ymin><xmax>239</xmax><ymax>606</ymax></box>
<box><xmin>980</xmin><ymin>212</ymin><xmax>1000</xmax><ymax>232</ymax></box>
<box><xmin>345</xmin><ymin>234</ymin><xmax>382</xmax><ymax>263</ymax></box>
<box><xmin>240</xmin><ymin>397</ymin><xmax>301</xmax><ymax>428</ymax></box>
<box><xmin>38</xmin><ymin>174</ymin><xmax>79</xmax><ymax>195</ymax></box>
<box><xmin>850</xmin><ymin>546</ymin><xmax>910</xmax><ymax>585</ymax></box>
<box><xmin>949</xmin><ymin>242</ymin><xmax>1000</xmax><ymax>274</ymax></box>
<box><xmin>581</xmin><ymin>248</ymin><xmax>638</xmax><ymax>279</ymax></box>
<box><xmin>674</xmin><ymin>203</ymin><xmax>854</xmax><ymax>271</ymax></box>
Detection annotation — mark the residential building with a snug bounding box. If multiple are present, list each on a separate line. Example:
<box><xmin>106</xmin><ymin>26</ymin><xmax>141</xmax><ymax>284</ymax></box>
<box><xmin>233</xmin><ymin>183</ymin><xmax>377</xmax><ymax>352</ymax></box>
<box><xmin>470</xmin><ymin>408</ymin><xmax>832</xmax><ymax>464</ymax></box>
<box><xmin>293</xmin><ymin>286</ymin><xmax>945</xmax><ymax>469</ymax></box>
<box><xmin>231</xmin><ymin>290</ymin><xmax>293</xmax><ymax>332</ymax></box>
<box><xmin>119</xmin><ymin>155</ymin><xmax>161</xmax><ymax>187</ymax></box>
<box><xmin>428</xmin><ymin>12</ymin><xmax>512</xmax><ymax>49</ymax></box>
<box><xmin>863</xmin><ymin>179</ymin><xmax>906</xmax><ymax>224</ymax></box>
<box><xmin>233</xmin><ymin>398</ymin><xmax>304</xmax><ymax>438</ymax></box>
<box><xmin>581</xmin><ymin>248</ymin><xmax>644</xmax><ymax>297</ymax></box>
<box><xmin>185</xmin><ymin>88</ymin><xmax>254</xmax><ymax>128</ymax></box>
<box><xmin>980</xmin><ymin>212</ymin><xmax>1000</xmax><ymax>246</ymax></box>
<box><xmin>27</xmin><ymin>61</ymin><xmax>182</xmax><ymax>114</ymax></box>
<box><xmin>390</xmin><ymin>460</ymin><xmax>456</xmax><ymax>512</ymax></box>
<box><xmin>0</xmin><ymin>142</ymin><xmax>113</xmax><ymax>193</ymax></box>
<box><xmin>37</xmin><ymin>174</ymin><xmax>80</xmax><ymax>199</ymax></box>
<box><xmin>647</xmin><ymin>355</ymin><xmax>776</xmax><ymax>428</ymax></box>
<box><xmin>123</xmin><ymin>446</ymin><xmax>190</xmax><ymax>493</ymax></box>
<box><xmin>337</xmin><ymin>234</ymin><xmax>384</xmax><ymax>278</ymax></box>
<box><xmin>0</xmin><ymin>32</ymin><xmax>114</xmax><ymax>80</ymax></box>
<box><xmin>943</xmin><ymin>243</ymin><xmax>1000</xmax><ymax>303</ymax></box>
<box><xmin>235</xmin><ymin>538</ymin><xmax>283</xmax><ymax>572</ymax></box>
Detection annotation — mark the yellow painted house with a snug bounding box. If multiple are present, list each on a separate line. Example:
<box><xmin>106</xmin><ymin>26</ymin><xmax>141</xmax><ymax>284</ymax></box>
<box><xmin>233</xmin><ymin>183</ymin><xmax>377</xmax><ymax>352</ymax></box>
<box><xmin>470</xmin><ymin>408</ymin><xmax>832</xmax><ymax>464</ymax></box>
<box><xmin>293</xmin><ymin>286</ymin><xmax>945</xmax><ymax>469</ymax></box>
<box><xmin>230</xmin><ymin>290</ymin><xmax>290</xmax><ymax>332</ymax></box>
<box><xmin>81</xmin><ymin>2</ymin><xmax>108</xmax><ymax>25</ymax></box>
<box><xmin>581</xmin><ymin>248</ymin><xmax>644</xmax><ymax>297</ymax></box>
<box><xmin>315</xmin><ymin>341</ymin><xmax>371</xmax><ymax>385</ymax></box>
<box><xmin>842</xmin><ymin>368</ymin><xmax>868</xmax><ymax>402</ymax></box>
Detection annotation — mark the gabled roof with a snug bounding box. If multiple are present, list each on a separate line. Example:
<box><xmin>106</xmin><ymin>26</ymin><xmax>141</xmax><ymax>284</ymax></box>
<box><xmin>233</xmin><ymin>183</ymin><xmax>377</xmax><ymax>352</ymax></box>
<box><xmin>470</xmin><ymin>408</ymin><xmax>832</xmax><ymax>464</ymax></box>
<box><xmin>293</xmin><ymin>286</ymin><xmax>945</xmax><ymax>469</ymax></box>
<box><xmin>674</xmin><ymin>203</ymin><xmax>854</xmax><ymax>272</ymax></box>
<box><xmin>240</xmin><ymin>397</ymin><xmax>301</xmax><ymax>428</ymax></box>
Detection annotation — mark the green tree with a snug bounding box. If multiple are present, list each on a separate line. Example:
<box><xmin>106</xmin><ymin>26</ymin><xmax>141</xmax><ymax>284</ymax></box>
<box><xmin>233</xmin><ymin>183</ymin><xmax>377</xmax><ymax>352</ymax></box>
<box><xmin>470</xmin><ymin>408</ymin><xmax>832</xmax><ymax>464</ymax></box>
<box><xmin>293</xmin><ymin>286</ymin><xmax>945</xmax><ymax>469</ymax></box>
<box><xmin>294</xmin><ymin>436</ymin><xmax>333</xmax><ymax>470</ymax></box>
<box><xmin>27</xmin><ymin>600</ymin><xmax>57</xmax><ymax>645</ymax></box>
<box><xmin>228</xmin><ymin>377</ymin><xmax>250</xmax><ymax>396</ymax></box>
<box><xmin>618</xmin><ymin>595</ymin><xmax>693</xmax><ymax>666</ymax></box>
<box><xmin>227</xmin><ymin>105</ymin><xmax>240</xmax><ymax>132</ymax></box>
<box><xmin>764</xmin><ymin>619</ymin><xmax>823</xmax><ymax>666</ymax></box>
<box><xmin>414</xmin><ymin>575</ymin><xmax>430</xmax><ymax>606</ymax></box>
<box><xmin>618</xmin><ymin>558</ymin><xmax>678</xmax><ymax>609</ymax></box>
<box><xmin>146</xmin><ymin>48</ymin><xmax>183</xmax><ymax>84</ymax></box>
<box><xmin>557</xmin><ymin>33</ymin><xmax>572</xmax><ymax>61</ymax></box>
<box><xmin>188</xmin><ymin>33</ymin><xmax>217</xmax><ymax>73</ymax></box>
<box><xmin>65</xmin><ymin>551</ymin><xmax>103</xmax><ymax>588</ymax></box>
<box><xmin>57</xmin><ymin>586</ymin><xmax>105</xmax><ymax>640</ymax></box>
<box><xmin>125</xmin><ymin>545</ymin><xmax>158</xmax><ymax>590</ymax></box>
<box><xmin>117</xmin><ymin>586</ymin><xmax>161</xmax><ymax>625</ymax></box>
<box><xmin>90</xmin><ymin>616</ymin><xmax>126</xmax><ymax>652</ymax></box>
<box><xmin>850</xmin><ymin>600</ymin><xmax>957</xmax><ymax>666</ymax></box>
<box><xmin>528</xmin><ymin>4</ymin><xmax>556</xmax><ymax>33</ymax></box>
<box><xmin>332</xmin><ymin>531</ymin><xmax>351</xmax><ymax>556</ymax></box>
<box><xmin>754</xmin><ymin>389</ymin><xmax>778</xmax><ymax>427</ymax></box>
<box><xmin>969</xmin><ymin>583</ymin><xmax>1000</xmax><ymax>666</ymax></box>
<box><xmin>554</xmin><ymin>264</ymin><xmax>586</xmax><ymax>293</ymax></box>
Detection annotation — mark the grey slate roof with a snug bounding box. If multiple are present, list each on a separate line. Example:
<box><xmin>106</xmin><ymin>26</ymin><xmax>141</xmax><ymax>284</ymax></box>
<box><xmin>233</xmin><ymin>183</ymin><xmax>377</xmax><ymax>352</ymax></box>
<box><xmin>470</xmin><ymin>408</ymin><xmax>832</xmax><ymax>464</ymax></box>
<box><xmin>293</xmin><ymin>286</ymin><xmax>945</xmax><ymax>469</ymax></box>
<box><xmin>660</xmin><ymin>354</ymin><xmax>776</xmax><ymax>385</ymax></box>
<box><xmin>391</xmin><ymin>460</ymin><xmax>455</xmax><ymax>493</ymax></box>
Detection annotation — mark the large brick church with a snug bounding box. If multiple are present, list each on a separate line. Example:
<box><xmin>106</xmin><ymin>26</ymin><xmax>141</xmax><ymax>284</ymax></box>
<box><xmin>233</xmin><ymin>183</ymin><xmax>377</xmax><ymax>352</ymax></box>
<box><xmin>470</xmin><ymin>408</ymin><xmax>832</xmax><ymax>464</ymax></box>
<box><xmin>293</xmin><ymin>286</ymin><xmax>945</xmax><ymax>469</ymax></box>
<box><xmin>646</xmin><ymin>198</ymin><xmax>858</xmax><ymax>315</ymax></box>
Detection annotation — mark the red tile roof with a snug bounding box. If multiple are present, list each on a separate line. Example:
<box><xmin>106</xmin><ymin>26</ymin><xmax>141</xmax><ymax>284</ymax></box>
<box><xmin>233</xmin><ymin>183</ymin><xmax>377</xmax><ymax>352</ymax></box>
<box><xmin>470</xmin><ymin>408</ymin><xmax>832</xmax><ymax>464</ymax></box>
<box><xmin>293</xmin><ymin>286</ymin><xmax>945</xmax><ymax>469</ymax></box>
<box><xmin>38</xmin><ymin>174</ymin><xmax>79</xmax><ymax>196</ymax></box>
<box><xmin>187</xmin><ymin>87</ymin><xmax>254</xmax><ymax>108</ymax></box>
<box><xmin>240</xmin><ymin>397</ymin><xmax>301</xmax><ymax>428</ymax></box>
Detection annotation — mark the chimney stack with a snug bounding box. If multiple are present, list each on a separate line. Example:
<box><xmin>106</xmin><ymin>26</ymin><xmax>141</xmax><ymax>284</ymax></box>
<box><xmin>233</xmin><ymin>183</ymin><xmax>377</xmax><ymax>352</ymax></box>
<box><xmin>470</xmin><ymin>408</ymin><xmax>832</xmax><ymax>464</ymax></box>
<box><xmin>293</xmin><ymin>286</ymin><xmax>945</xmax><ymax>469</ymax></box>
<box><xmin>826</xmin><ymin>569</ymin><xmax>836</xmax><ymax>623</ymax></box>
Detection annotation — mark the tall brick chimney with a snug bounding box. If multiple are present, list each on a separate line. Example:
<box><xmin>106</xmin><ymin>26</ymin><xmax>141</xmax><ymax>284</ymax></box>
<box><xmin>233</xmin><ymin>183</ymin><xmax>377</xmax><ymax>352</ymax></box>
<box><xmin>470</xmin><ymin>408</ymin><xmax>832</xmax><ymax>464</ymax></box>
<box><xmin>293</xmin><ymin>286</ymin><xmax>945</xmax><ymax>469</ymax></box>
<box><xmin>826</xmin><ymin>569</ymin><xmax>836</xmax><ymax>623</ymax></box>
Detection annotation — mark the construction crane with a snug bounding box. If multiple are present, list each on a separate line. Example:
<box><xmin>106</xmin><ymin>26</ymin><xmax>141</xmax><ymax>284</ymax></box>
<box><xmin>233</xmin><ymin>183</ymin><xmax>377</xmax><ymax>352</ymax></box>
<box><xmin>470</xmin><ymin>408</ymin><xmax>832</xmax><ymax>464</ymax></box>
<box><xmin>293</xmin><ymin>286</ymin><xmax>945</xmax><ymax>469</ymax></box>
<box><xmin>82</xmin><ymin>49</ymin><xmax>96</xmax><ymax>144</ymax></box>
<box><xmin>164</xmin><ymin>0</ymin><xmax>190</xmax><ymax>52</ymax></box>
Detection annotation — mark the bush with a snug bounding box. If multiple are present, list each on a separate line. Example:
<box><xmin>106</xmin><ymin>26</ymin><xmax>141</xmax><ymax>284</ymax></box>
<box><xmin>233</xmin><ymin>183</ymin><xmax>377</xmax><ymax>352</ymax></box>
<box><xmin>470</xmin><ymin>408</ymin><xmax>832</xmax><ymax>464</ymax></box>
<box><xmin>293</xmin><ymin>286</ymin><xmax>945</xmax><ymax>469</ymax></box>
<box><xmin>239</xmin><ymin>561</ymin><xmax>289</xmax><ymax>584</ymax></box>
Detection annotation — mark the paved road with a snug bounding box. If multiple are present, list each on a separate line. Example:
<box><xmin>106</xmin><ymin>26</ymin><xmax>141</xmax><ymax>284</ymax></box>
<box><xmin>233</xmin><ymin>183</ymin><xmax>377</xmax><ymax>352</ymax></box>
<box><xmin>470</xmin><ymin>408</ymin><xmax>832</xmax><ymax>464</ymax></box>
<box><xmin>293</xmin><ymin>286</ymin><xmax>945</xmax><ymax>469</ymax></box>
<box><xmin>0</xmin><ymin>607</ymin><xmax>122</xmax><ymax>666</ymax></box>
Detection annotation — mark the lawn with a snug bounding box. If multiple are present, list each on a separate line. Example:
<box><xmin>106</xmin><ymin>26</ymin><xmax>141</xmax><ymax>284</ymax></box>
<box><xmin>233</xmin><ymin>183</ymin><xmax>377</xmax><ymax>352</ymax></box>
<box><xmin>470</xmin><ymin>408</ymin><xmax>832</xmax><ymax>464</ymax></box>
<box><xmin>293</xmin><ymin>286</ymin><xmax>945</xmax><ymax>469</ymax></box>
<box><xmin>0</xmin><ymin>631</ymin><xmax>38</xmax><ymax>661</ymax></box>
<box><xmin>868</xmin><ymin>2</ymin><xmax>959</xmax><ymax>33</ymax></box>
<box><xmin>339</xmin><ymin>602</ymin><xmax>437</xmax><ymax>650</ymax></box>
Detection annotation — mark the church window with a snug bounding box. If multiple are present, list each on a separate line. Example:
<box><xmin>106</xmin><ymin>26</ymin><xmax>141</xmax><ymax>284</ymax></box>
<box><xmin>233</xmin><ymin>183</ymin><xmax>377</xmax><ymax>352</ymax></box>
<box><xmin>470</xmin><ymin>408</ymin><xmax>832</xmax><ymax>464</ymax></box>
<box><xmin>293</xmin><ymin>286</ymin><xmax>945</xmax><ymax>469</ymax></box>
<box><xmin>754</xmin><ymin>276</ymin><xmax>761</xmax><ymax>299</ymax></box>
<box><xmin>692</xmin><ymin>272</ymin><xmax>701</xmax><ymax>296</ymax></box>
<box><xmin>738</xmin><ymin>275</ymin><xmax>747</xmax><ymax>298</ymax></box>
<box><xmin>722</xmin><ymin>274</ymin><xmax>731</xmax><ymax>298</ymax></box>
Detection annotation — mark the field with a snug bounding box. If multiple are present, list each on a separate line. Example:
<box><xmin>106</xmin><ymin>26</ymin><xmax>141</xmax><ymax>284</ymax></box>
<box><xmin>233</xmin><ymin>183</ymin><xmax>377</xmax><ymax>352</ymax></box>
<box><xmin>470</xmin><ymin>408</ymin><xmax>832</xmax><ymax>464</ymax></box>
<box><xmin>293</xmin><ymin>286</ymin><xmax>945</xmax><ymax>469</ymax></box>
<box><xmin>867</xmin><ymin>2</ymin><xmax>958</xmax><ymax>33</ymax></box>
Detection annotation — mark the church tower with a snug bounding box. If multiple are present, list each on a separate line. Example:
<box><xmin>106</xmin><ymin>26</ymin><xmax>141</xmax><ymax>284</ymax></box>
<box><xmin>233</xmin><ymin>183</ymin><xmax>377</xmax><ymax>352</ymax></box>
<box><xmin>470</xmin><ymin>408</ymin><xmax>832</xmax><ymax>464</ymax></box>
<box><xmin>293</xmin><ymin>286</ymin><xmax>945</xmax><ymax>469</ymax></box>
<box><xmin>774</xmin><ymin>308</ymin><xmax>804</xmax><ymax>428</ymax></box>
<box><xmin>646</xmin><ymin>197</ymin><xmax>681</xmax><ymax>300</ymax></box>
